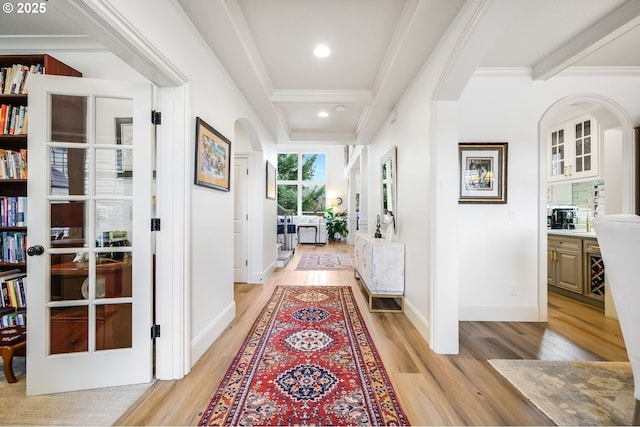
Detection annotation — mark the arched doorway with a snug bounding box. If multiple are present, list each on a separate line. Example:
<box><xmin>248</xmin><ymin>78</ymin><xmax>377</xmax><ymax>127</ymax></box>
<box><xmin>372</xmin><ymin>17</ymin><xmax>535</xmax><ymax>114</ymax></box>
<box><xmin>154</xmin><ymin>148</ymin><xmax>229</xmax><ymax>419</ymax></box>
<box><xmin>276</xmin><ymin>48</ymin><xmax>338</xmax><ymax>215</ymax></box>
<box><xmin>538</xmin><ymin>94</ymin><xmax>636</xmax><ymax>320</ymax></box>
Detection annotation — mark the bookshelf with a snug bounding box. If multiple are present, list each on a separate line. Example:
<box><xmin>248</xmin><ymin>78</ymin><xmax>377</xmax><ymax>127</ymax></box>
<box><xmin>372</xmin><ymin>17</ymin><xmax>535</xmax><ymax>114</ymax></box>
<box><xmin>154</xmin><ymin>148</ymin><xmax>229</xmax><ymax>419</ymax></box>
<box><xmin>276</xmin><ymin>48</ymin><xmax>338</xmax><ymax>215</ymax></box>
<box><xmin>0</xmin><ymin>55</ymin><xmax>81</xmax><ymax>382</ymax></box>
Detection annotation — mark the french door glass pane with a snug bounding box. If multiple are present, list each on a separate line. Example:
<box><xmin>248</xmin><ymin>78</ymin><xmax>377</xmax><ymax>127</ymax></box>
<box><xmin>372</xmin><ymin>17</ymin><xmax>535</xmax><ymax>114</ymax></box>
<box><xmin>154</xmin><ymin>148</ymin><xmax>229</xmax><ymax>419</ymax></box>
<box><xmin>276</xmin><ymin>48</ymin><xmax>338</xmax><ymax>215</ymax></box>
<box><xmin>50</xmin><ymin>201</ymin><xmax>87</xmax><ymax>247</ymax></box>
<box><xmin>96</xmin><ymin>304</ymin><xmax>132</xmax><ymax>350</ymax></box>
<box><xmin>49</xmin><ymin>253</ymin><xmax>87</xmax><ymax>302</ymax></box>
<box><xmin>50</xmin><ymin>306</ymin><xmax>89</xmax><ymax>354</ymax></box>
<box><xmin>49</xmin><ymin>147</ymin><xmax>89</xmax><ymax>196</ymax></box>
<box><xmin>95</xmin><ymin>200</ymin><xmax>133</xmax><ymax>247</ymax></box>
<box><xmin>51</xmin><ymin>95</ymin><xmax>86</xmax><ymax>144</ymax></box>
<box><xmin>94</xmin><ymin>253</ymin><xmax>132</xmax><ymax>299</ymax></box>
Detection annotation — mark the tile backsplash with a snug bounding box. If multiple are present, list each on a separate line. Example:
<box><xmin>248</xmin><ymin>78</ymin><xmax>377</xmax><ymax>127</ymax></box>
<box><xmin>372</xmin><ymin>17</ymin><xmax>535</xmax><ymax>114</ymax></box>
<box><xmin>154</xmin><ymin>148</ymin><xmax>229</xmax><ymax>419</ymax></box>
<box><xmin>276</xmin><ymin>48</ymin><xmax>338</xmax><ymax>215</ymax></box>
<box><xmin>548</xmin><ymin>179</ymin><xmax>605</xmax><ymax>229</ymax></box>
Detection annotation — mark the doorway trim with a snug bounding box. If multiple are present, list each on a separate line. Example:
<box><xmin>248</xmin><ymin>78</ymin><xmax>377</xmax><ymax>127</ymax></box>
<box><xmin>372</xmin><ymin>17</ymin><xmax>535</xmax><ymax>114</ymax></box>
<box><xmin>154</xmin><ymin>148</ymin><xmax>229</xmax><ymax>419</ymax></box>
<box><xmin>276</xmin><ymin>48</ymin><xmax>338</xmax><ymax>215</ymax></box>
<box><xmin>55</xmin><ymin>0</ymin><xmax>192</xmax><ymax>379</ymax></box>
<box><xmin>537</xmin><ymin>94</ymin><xmax>635</xmax><ymax>321</ymax></box>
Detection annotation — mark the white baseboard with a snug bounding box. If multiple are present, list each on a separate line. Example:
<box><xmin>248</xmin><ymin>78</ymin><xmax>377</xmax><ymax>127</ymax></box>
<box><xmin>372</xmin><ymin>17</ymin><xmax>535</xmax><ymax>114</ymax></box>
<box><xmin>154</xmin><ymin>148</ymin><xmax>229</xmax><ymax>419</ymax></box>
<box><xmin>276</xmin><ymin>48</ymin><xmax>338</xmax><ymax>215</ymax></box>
<box><xmin>459</xmin><ymin>305</ymin><xmax>540</xmax><ymax>321</ymax></box>
<box><xmin>190</xmin><ymin>301</ymin><xmax>236</xmax><ymax>366</ymax></box>
<box><xmin>248</xmin><ymin>260</ymin><xmax>277</xmax><ymax>284</ymax></box>
<box><xmin>404</xmin><ymin>297</ymin><xmax>431</xmax><ymax>346</ymax></box>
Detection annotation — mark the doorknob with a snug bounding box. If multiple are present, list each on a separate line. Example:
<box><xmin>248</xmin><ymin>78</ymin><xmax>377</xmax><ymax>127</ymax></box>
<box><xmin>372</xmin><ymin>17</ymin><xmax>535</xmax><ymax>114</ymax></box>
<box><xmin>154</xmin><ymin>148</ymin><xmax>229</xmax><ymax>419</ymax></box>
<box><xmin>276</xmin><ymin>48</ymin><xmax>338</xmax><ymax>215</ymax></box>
<box><xmin>27</xmin><ymin>245</ymin><xmax>45</xmax><ymax>256</ymax></box>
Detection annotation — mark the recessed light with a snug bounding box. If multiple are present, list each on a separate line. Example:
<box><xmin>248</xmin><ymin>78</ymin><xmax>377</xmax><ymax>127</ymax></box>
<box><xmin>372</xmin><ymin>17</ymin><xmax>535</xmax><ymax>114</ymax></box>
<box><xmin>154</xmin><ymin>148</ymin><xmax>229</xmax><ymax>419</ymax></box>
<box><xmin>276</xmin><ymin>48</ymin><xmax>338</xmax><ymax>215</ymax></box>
<box><xmin>318</xmin><ymin>111</ymin><xmax>329</xmax><ymax>118</ymax></box>
<box><xmin>314</xmin><ymin>45</ymin><xmax>331</xmax><ymax>58</ymax></box>
<box><xmin>335</xmin><ymin>105</ymin><xmax>345</xmax><ymax>112</ymax></box>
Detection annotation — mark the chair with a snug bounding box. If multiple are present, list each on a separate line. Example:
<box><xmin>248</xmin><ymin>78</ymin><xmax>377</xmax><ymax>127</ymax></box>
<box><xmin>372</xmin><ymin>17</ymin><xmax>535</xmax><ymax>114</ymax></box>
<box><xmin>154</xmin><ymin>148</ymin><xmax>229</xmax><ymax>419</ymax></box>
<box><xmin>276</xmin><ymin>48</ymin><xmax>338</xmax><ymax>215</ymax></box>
<box><xmin>593</xmin><ymin>214</ymin><xmax>640</xmax><ymax>425</ymax></box>
<box><xmin>0</xmin><ymin>325</ymin><xmax>26</xmax><ymax>383</ymax></box>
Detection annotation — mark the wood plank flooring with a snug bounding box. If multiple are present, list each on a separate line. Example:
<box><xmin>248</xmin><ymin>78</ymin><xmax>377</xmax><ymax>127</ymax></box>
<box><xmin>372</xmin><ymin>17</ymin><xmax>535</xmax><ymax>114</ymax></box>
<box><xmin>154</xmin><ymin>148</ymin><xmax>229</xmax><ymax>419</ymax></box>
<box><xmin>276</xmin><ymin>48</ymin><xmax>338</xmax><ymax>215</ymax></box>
<box><xmin>116</xmin><ymin>242</ymin><xmax>628</xmax><ymax>426</ymax></box>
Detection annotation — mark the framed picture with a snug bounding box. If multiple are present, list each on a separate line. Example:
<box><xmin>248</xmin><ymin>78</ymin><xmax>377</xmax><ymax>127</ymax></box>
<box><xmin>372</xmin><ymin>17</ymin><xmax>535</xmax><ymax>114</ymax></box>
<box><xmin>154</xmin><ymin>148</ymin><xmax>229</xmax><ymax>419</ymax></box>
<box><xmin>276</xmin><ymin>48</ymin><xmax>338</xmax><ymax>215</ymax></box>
<box><xmin>266</xmin><ymin>161</ymin><xmax>276</xmax><ymax>200</ymax></box>
<box><xmin>115</xmin><ymin>117</ymin><xmax>133</xmax><ymax>178</ymax></box>
<box><xmin>459</xmin><ymin>142</ymin><xmax>508</xmax><ymax>204</ymax></box>
<box><xmin>194</xmin><ymin>117</ymin><xmax>231</xmax><ymax>191</ymax></box>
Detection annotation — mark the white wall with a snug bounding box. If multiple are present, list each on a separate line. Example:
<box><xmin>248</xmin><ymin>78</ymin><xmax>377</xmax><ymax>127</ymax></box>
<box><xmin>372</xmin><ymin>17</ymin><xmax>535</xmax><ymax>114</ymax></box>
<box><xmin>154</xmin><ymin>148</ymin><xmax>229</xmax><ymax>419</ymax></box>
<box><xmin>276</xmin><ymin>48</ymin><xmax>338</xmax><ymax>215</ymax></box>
<box><xmin>363</xmin><ymin>66</ymin><xmax>640</xmax><ymax>353</ymax></box>
<box><xmin>365</xmin><ymin>75</ymin><xmax>434</xmax><ymax>349</ymax></box>
<box><xmin>456</xmin><ymin>71</ymin><xmax>640</xmax><ymax>320</ymax></box>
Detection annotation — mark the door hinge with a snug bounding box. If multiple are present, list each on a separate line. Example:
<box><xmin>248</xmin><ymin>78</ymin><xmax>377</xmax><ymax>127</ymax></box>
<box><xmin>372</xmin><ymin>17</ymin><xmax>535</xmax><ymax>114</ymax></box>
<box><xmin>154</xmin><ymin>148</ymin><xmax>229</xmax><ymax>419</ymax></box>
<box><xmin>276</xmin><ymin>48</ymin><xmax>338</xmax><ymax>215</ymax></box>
<box><xmin>151</xmin><ymin>218</ymin><xmax>161</xmax><ymax>231</ymax></box>
<box><xmin>151</xmin><ymin>324</ymin><xmax>161</xmax><ymax>340</ymax></box>
<box><xmin>245</xmin><ymin>260</ymin><xmax>248</xmax><ymax>266</ymax></box>
<box><xmin>151</xmin><ymin>110</ymin><xmax>162</xmax><ymax>125</ymax></box>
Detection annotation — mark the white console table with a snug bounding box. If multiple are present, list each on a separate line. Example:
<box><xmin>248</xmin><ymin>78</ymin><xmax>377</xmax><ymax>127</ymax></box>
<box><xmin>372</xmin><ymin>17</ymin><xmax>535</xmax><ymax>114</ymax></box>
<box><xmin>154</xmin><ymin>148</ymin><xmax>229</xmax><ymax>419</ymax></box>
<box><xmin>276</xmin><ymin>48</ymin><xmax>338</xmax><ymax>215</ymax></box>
<box><xmin>354</xmin><ymin>232</ymin><xmax>405</xmax><ymax>312</ymax></box>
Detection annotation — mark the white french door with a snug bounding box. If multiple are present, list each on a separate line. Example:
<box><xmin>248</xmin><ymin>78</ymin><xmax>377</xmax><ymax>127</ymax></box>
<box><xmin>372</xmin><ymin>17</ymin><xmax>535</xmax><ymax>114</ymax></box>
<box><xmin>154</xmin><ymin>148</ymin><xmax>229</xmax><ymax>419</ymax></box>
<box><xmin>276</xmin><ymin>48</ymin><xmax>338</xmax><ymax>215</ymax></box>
<box><xmin>26</xmin><ymin>75</ymin><xmax>153</xmax><ymax>395</ymax></box>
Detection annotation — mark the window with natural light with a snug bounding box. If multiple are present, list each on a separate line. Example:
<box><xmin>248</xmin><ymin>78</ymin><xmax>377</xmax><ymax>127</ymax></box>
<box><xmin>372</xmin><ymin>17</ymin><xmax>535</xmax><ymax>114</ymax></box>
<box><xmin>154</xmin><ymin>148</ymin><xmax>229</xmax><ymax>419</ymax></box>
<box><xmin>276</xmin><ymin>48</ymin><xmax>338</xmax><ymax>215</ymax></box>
<box><xmin>277</xmin><ymin>153</ymin><xmax>326</xmax><ymax>215</ymax></box>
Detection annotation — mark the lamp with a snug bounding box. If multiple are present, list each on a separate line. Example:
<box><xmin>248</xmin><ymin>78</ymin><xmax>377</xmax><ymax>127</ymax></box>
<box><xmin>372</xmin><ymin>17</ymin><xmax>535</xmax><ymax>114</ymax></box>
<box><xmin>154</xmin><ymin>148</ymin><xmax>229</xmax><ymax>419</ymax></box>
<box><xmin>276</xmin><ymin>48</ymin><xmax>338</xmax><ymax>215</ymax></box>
<box><xmin>332</xmin><ymin>196</ymin><xmax>343</xmax><ymax>207</ymax></box>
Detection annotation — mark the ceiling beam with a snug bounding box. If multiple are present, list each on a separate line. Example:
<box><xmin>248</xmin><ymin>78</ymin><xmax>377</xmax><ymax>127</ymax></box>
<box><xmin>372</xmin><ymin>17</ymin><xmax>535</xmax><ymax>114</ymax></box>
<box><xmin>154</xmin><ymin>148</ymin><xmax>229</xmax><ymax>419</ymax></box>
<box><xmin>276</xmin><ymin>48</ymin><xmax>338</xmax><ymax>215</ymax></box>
<box><xmin>533</xmin><ymin>0</ymin><xmax>640</xmax><ymax>81</ymax></box>
<box><xmin>289</xmin><ymin>131</ymin><xmax>356</xmax><ymax>142</ymax></box>
<box><xmin>271</xmin><ymin>90</ymin><xmax>373</xmax><ymax>105</ymax></box>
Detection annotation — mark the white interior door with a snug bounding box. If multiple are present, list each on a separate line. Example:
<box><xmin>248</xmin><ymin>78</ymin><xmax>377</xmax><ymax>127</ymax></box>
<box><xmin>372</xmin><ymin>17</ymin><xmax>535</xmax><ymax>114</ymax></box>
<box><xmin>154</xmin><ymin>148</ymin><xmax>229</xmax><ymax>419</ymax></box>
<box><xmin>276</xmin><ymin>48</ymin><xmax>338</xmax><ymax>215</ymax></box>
<box><xmin>234</xmin><ymin>157</ymin><xmax>248</xmax><ymax>283</ymax></box>
<box><xmin>26</xmin><ymin>74</ymin><xmax>153</xmax><ymax>395</ymax></box>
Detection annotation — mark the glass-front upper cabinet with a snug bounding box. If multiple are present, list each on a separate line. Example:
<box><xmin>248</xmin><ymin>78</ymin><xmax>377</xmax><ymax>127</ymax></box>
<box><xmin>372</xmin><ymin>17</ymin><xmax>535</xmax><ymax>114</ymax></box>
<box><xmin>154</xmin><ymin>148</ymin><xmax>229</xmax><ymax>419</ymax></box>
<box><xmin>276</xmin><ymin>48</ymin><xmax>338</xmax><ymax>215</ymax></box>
<box><xmin>548</xmin><ymin>114</ymin><xmax>598</xmax><ymax>182</ymax></box>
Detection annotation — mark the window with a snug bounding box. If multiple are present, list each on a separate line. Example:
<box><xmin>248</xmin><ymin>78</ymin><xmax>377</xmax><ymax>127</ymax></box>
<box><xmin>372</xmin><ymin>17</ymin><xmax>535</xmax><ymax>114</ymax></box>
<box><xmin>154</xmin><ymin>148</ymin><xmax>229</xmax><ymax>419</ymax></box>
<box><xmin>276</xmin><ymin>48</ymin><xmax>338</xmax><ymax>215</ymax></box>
<box><xmin>277</xmin><ymin>153</ymin><xmax>326</xmax><ymax>215</ymax></box>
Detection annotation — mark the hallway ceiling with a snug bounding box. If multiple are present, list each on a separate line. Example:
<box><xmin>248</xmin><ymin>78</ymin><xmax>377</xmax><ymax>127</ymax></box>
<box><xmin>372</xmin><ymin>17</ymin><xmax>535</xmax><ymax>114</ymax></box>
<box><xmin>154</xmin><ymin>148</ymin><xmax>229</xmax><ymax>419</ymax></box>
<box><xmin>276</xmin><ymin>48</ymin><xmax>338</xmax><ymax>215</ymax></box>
<box><xmin>1</xmin><ymin>0</ymin><xmax>640</xmax><ymax>145</ymax></box>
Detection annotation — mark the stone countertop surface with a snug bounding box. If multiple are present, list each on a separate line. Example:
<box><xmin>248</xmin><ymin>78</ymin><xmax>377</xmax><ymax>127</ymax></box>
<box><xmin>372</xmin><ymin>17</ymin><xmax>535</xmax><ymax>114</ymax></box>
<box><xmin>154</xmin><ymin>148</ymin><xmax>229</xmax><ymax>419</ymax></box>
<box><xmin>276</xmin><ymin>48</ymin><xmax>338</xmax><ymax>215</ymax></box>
<box><xmin>547</xmin><ymin>229</ymin><xmax>597</xmax><ymax>239</ymax></box>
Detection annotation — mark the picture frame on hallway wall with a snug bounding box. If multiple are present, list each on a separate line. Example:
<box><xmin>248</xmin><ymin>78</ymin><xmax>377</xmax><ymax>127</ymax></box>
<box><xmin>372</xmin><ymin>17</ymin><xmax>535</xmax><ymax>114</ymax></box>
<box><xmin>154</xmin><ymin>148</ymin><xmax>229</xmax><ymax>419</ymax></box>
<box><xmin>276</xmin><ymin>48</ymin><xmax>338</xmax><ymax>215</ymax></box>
<box><xmin>115</xmin><ymin>117</ymin><xmax>133</xmax><ymax>178</ymax></box>
<box><xmin>266</xmin><ymin>161</ymin><xmax>276</xmax><ymax>200</ymax></box>
<box><xmin>458</xmin><ymin>142</ymin><xmax>508</xmax><ymax>204</ymax></box>
<box><xmin>194</xmin><ymin>117</ymin><xmax>231</xmax><ymax>191</ymax></box>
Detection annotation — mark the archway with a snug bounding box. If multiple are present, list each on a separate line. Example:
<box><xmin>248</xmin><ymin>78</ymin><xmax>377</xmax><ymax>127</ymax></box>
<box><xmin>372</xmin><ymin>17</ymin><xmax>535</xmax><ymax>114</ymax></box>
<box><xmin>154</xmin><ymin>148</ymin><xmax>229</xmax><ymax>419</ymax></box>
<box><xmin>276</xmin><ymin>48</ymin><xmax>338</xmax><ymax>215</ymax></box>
<box><xmin>537</xmin><ymin>94</ymin><xmax>636</xmax><ymax>320</ymax></box>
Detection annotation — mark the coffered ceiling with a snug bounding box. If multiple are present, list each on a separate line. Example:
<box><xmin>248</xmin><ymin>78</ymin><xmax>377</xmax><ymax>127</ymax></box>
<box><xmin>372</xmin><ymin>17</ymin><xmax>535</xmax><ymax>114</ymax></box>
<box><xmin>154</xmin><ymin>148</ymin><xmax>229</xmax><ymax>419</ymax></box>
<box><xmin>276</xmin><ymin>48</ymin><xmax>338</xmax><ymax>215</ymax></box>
<box><xmin>2</xmin><ymin>0</ymin><xmax>640</xmax><ymax>145</ymax></box>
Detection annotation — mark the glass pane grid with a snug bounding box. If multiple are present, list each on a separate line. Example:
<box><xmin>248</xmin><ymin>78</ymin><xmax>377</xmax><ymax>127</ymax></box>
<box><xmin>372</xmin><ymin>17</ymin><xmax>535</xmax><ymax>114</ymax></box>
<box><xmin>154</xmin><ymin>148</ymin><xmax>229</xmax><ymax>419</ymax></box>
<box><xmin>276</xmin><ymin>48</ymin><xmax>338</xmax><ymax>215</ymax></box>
<box><xmin>47</xmin><ymin>95</ymin><xmax>135</xmax><ymax>355</ymax></box>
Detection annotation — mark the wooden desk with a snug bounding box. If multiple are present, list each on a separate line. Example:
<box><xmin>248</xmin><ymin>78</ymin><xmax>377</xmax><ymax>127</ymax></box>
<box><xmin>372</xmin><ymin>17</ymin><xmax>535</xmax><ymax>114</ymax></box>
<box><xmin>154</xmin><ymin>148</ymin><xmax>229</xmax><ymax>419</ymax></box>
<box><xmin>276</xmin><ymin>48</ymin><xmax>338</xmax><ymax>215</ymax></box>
<box><xmin>49</xmin><ymin>260</ymin><xmax>132</xmax><ymax>354</ymax></box>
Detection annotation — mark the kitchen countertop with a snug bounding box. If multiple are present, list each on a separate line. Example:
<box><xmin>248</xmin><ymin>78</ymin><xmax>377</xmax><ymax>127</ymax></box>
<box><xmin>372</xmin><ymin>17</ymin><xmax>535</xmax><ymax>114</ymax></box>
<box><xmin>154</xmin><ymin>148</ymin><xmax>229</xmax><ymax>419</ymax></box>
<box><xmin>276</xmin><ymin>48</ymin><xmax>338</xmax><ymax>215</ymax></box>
<box><xmin>547</xmin><ymin>229</ymin><xmax>597</xmax><ymax>238</ymax></box>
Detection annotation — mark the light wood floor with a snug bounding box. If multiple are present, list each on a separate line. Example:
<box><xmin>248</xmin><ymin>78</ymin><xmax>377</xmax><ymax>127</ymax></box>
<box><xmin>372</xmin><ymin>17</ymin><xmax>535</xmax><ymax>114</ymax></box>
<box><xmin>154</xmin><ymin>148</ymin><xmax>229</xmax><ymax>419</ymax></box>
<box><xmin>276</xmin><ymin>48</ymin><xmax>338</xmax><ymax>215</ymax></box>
<box><xmin>116</xmin><ymin>242</ymin><xmax>628</xmax><ymax>426</ymax></box>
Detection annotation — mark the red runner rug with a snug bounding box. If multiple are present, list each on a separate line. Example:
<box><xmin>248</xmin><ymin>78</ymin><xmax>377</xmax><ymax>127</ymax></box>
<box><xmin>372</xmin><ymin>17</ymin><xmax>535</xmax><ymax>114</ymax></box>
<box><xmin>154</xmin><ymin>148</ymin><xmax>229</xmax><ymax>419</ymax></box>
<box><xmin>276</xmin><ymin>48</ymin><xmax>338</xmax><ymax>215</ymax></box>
<box><xmin>198</xmin><ymin>285</ymin><xmax>410</xmax><ymax>426</ymax></box>
<box><xmin>295</xmin><ymin>253</ymin><xmax>355</xmax><ymax>271</ymax></box>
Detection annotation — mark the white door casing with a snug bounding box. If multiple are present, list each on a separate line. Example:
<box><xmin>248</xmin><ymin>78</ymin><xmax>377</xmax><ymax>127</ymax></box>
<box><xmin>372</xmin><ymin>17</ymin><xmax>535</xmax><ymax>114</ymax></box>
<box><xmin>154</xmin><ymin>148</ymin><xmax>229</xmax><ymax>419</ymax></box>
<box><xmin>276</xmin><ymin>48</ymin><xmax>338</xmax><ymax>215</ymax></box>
<box><xmin>234</xmin><ymin>157</ymin><xmax>249</xmax><ymax>283</ymax></box>
<box><xmin>27</xmin><ymin>74</ymin><xmax>153</xmax><ymax>395</ymax></box>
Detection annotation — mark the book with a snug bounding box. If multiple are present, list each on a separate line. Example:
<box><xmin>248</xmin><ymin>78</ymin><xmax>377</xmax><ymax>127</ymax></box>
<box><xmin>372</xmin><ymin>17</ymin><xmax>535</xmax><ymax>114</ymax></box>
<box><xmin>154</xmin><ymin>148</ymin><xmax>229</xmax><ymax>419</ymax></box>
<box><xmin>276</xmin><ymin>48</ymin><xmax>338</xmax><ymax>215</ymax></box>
<box><xmin>0</xmin><ymin>272</ymin><xmax>25</xmax><ymax>307</ymax></box>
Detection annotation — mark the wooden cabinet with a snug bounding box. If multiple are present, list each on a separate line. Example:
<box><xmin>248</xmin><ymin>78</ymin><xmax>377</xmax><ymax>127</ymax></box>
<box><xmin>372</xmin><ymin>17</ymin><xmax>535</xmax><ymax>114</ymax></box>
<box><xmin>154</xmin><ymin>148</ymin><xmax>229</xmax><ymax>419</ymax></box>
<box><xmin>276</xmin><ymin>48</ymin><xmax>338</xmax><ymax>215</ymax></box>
<box><xmin>583</xmin><ymin>238</ymin><xmax>605</xmax><ymax>302</ymax></box>
<box><xmin>548</xmin><ymin>236</ymin><xmax>583</xmax><ymax>293</ymax></box>
<box><xmin>354</xmin><ymin>233</ymin><xmax>404</xmax><ymax>312</ymax></box>
<box><xmin>548</xmin><ymin>234</ymin><xmax>605</xmax><ymax>308</ymax></box>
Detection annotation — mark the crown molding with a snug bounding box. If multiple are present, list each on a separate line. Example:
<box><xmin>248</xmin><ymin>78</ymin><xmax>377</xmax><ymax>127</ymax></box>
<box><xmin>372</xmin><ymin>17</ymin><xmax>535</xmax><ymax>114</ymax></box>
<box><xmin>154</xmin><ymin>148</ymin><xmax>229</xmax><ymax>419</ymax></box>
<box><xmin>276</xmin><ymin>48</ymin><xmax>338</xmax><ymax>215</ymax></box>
<box><xmin>533</xmin><ymin>0</ymin><xmax>640</xmax><ymax>80</ymax></box>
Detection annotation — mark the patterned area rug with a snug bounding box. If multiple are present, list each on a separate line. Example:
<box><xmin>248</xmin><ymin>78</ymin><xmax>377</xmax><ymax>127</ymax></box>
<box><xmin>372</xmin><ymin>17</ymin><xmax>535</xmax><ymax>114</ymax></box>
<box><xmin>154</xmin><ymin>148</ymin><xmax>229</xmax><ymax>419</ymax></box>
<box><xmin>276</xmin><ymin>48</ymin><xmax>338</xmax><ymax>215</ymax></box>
<box><xmin>199</xmin><ymin>285</ymin><xmax>409</xmax><ymax>426</ymax></box>
<box><xmin>489</xmin><ymin>359</ymin><xmax>635</xmax><ymax>426</ymax></box>
<box><xmin>295</xmin><ymin>253</ymin><xmax>355</xmax><ymax>270</ymax></box>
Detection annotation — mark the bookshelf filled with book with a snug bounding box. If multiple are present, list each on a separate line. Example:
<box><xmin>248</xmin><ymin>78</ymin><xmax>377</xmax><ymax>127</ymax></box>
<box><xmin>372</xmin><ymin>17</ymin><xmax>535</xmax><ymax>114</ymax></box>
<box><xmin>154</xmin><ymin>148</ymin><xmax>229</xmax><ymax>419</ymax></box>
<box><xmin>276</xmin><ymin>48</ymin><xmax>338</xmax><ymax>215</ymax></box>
<box><xmin>0</xmin><ymin>55</ymin><xmax>81</xmax><ymax>334</ymax></box>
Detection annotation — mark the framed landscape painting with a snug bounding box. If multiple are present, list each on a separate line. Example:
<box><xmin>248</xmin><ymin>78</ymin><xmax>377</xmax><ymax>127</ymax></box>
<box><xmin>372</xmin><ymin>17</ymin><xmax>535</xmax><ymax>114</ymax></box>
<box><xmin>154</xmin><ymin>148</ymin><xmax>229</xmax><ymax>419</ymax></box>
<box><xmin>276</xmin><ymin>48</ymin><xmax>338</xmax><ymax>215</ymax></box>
<box><xmin>194</xmin><ymin>117</ymin><xmax>231</xmax><ymax>191</ymax></box>
<box><xmin>459</xmin><ymin>142</ymin><xmax>508</xmax><ymax>204</ymax></box>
